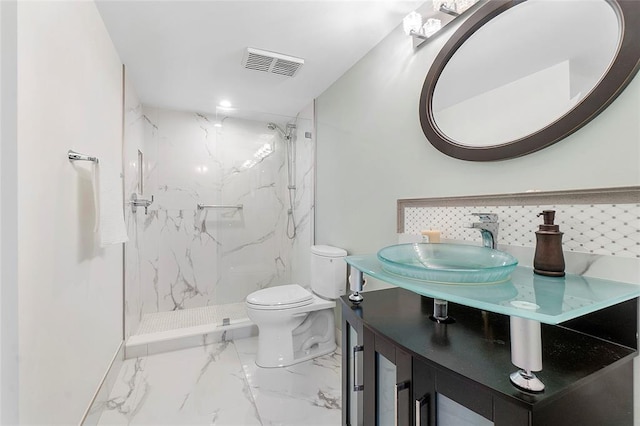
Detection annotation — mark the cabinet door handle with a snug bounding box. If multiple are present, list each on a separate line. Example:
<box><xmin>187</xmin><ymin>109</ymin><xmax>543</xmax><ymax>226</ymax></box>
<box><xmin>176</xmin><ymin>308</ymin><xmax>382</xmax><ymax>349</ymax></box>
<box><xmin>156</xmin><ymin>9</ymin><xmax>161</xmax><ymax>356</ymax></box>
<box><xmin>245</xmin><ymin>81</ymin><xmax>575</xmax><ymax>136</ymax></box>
<box><xmin>415</xmin><ymin>395</ymin><xmax>428</xmax><ymax>426</ymax></box>
<box><xmin>353</xmin><ymin>345</ymin><xmax>364</xmax><ymax>392</ymax></box>
<box><xmin>395</xmin><ymin>380</ymin><xmax>410</xmax><ymax>426</ymax></box>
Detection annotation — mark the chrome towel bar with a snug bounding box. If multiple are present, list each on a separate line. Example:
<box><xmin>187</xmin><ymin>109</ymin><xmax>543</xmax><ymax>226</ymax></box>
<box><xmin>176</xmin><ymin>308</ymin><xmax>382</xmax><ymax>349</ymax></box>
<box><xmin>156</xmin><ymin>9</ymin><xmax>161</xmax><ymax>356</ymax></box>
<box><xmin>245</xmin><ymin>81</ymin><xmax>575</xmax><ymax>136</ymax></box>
<box><xmin>68</xmin><ymin>149</ymin><xmax>99</xmax><ymax>163</ymax></box>
<box><xmin>197</xmin><ymin>203</ymin><xmax>243</xmax><ymax>210</ymax></box>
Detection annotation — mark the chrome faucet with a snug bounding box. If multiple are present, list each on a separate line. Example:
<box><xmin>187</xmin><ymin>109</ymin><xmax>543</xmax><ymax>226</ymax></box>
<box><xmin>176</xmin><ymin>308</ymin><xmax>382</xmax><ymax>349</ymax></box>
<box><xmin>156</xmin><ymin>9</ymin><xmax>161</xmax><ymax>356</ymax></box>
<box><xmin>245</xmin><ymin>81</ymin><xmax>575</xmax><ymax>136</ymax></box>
<box><xmin>467</xmin><ymin>213</ymin><xmax>499</xmax><ymax>249</ymax></box>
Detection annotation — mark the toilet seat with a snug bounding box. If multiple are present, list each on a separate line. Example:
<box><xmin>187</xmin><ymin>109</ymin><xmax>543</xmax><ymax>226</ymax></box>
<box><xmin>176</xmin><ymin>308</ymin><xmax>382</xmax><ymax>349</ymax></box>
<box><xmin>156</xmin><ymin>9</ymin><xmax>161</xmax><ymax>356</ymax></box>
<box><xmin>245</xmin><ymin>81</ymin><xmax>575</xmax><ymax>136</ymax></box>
<box><xmin>246</xmin><ymin>284</ymin><xmax>314</xmax><ymax>310</ymax></box>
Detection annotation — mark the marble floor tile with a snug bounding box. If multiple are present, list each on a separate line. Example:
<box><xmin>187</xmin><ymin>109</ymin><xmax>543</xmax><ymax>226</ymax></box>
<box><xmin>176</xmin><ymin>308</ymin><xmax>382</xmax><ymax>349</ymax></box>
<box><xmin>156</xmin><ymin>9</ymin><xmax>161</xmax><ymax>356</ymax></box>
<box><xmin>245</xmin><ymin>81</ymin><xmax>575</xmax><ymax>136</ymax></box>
<box><xmin>96</xmin><ymin>337</ymin><xmax>341</xmax><ymax>425</ymax></box>
<box><xmin>235</xmin><ymin>337</ymin><xmax>342</xmax><ymax>426</ymax></box>
<box><xmin>97</xmin><ymin>341</ymin><xmax>261</xmax><ymax>425</ymax></box>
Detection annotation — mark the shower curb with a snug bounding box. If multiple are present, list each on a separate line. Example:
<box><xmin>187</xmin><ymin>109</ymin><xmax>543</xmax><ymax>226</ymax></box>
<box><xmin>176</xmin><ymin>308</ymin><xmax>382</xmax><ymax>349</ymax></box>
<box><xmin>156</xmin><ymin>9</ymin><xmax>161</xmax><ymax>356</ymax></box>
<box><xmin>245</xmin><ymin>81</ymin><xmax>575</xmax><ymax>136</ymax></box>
<box><xmin>125</xmin><ymin>322</ymin><xmax>258</xmax><ymax>359</ymax></box>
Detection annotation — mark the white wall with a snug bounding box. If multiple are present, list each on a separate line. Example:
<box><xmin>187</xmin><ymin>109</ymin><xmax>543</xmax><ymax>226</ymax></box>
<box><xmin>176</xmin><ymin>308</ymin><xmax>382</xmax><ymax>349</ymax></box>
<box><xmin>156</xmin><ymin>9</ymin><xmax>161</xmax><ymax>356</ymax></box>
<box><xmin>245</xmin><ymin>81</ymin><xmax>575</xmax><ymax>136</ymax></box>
<box><xmin>315</xmin><ymin>12</ymin><xmax>640</xmax><ymax>422</ymax></box>
<box><xmin>315</xmin><ymin>16</ymin><xmax>640</xmax><ymax>256</ymax></box>
<box><xmin>17</xmin><ymin>2</ymin><xmax>124</xmax><ymax>423</ymax></box>
<box><xmin>0</xmin><ymin>1</ymin><xmax>19</xmax><ymax>423</ymax></box>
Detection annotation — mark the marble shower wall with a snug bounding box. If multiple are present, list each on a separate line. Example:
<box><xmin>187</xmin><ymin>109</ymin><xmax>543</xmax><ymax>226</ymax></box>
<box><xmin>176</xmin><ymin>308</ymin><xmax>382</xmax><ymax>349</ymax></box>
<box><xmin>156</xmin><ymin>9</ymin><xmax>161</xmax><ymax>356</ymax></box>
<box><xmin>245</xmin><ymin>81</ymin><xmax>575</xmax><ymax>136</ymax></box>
<box><xmin>123</xmin><ymin>71</ymin><xmax>145</xmax><ymax>340</ymax></box>
<box><xmin>136</xmin><ymin>106</ymin><xmax>314</xmax><ymax>319</ymax></box>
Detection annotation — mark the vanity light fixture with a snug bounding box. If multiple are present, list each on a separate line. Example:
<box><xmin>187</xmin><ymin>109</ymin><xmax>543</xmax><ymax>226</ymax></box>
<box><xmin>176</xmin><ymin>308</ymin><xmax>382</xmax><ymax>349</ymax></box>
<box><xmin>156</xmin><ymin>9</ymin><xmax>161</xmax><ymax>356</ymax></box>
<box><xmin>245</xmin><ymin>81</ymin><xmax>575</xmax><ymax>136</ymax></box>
<box><xmin>403</xmin><ymin>11</ymin><xmax>443</xmax><ymax>40</ymax></box>
<box><xmin>423</xmin><ymin>19</ymin><xmax>443</xmax><ymax>37</ymax></box>
<box><xmin>402</xmin><ymin>11</ymin><xmax>424</xmax><ymax>37</ymax></box>
<box><xmin>404</xmin><ymin>0</ymin><xmax>480</xmax><ymax>47</ymax></box>
<box><xmin>434</xmin><ymin>1</ymin><xmax>460</xmax><ymax>17</ymax></box>
<box><xmin>433</xmin><ymin>0</ymin><xmax>477</xmax><ymax>16</ymax></box>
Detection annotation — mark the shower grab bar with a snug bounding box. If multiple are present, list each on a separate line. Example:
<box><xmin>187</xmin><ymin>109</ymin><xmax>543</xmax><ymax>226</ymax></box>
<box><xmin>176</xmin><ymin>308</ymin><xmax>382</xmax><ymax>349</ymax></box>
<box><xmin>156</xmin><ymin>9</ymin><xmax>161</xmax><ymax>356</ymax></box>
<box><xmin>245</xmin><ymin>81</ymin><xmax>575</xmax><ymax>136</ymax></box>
<box><xmin>197</xmin><ymin>203</ymin><xmax>243</xmax><ymax>211</ymax></box>
<box><xmin>68</xmin><ymin>150</ymin><xmax>99</xmax><ymax>163</ymax></box>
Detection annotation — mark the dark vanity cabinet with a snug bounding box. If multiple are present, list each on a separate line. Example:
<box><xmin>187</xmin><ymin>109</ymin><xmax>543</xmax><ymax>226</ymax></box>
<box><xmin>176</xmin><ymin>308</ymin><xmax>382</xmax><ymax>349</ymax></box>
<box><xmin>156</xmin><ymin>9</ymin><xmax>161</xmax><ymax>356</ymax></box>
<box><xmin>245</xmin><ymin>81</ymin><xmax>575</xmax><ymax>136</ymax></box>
<box><xmin>340</xmin><ymin>288</ymin><xmax>637</xmax><ymax>426</ymax></box>
<box><xmin>342</xmin><ymin>303</ymin><xmax>365</xmax><ymax>426</ymax></box>
<box><xmin>363</xmin><ymin>327</ymin><xmax>413</xmax><ymax>426</ymax></box>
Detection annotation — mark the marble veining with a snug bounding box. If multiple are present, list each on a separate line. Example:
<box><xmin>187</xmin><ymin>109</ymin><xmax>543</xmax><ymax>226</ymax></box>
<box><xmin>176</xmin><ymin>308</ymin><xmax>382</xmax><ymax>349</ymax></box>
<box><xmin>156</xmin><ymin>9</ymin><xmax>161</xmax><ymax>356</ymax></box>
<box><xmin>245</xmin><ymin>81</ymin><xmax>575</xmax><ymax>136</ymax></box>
<box><xmin>131</xmin><ymin>107</ymin><xmax>315</xmax><ymax>322</ymax></box>
<box><xmin>143</xmin><ymin>114</ymin><xmax>158</xmax><ymax>130</ymax></box>
<box><xmin>235</xmin><ymin>337</ymin><xmax>342</xmax><ymax>426</ymax></box>
<box><xmin>103</xmin><ymin>359</ymin><xmax>150</xmax><ymax>421</ymax></box>
<box><xmin>97</xmin><ymin>337</ymin><xmax>340</xmax><ymax>425</ymax></box>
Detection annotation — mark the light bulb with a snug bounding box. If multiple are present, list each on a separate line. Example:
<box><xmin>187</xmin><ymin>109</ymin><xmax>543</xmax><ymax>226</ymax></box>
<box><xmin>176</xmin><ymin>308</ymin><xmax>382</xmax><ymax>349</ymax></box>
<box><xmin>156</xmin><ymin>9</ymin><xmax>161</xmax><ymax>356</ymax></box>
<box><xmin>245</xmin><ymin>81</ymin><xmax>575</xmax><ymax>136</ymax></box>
<box><xmin>403</xmin><ymin>11</ymin><xmax>423</xmax><ymax>36</ymax></box>
<box><xmin>423</xmin><ymin>18</ymin><xmax>442</xmax><ymax>38</ymax></box>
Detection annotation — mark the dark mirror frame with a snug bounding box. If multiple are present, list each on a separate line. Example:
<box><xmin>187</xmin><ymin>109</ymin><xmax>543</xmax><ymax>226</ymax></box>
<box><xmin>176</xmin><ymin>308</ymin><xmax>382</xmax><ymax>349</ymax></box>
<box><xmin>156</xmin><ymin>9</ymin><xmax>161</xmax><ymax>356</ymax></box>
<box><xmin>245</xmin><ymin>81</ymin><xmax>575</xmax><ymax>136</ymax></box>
<box><xmin>419</xmin><ymin>0</ymin><xmax>640</xmax><ymax>162</ymax></box>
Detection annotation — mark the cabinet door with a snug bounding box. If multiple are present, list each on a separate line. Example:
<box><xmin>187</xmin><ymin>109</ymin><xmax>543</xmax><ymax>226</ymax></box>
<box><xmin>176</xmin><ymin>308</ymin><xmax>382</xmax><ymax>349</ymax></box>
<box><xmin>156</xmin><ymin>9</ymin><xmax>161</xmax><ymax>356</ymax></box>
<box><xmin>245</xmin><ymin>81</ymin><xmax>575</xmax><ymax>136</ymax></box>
<box><xmin>364</xmin><ymin>327</ymin><xmax>413</xmax><ymax>426</ymax></box>
<box><xmin>342</xmin><ymin>305</ymin><xmax>364</xmax><ymax>426</ymax></box>
<box><xmin>414</xmin><ymin>358</ymin><xmax>529</xmax><ymax>426</ymax></box>
<box><xmin>435</xmin><ymin>368</ymin><xmax>494</xmax><ymax>426</ymax></box>
<box><xmin>413</xmin><ymin>357</ymin><xmax>434</xmax><ymax>426</ymax></box>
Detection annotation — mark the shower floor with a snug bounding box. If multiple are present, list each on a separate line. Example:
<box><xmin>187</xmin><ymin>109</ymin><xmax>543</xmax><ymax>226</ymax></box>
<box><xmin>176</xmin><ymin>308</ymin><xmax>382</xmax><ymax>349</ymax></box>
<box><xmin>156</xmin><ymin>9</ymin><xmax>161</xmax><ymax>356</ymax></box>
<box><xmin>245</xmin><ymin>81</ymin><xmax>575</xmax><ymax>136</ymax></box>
<box><xmin>135</xmin><ymin>302</ymin><xmax>249</xmax><ymax>335</ymax></box>
<box><xmin>126</xmin><ymin>302</ymin><xmax>256</xmax><ymax>358</ymax></box>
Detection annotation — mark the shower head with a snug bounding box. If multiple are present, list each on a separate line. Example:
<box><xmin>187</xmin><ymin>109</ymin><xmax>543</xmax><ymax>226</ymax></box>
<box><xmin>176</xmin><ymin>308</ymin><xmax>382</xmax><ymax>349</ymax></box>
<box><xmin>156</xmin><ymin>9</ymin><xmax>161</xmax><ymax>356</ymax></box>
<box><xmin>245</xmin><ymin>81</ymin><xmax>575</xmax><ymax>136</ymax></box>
<box><xmin>267</xmin><ymin>122</ymin><xmax>284</xmax><ymax>134</ymax></box>
<box><xmin>267</xmin><ymin>122</ymin><xmax>295</xmax><ymax>140</ymax></box>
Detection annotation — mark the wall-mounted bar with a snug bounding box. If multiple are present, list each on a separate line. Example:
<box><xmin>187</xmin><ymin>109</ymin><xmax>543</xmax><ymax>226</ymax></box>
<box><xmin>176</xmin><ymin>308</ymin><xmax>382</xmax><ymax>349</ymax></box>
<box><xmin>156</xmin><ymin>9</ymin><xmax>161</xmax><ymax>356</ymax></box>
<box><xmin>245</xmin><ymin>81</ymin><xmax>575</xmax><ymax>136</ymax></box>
<box><xmin>68</xmin><ymin>149</ymin><xmax>99</xmax><ymax>163</ymax></box>
<box><xmin>130</xmin><ymin>193</ymin><xmax>154</xmax><ymax>214</ymax></box>
<box><xmin>197</xmin><ymin>203</ymin><xmax>243</xmax><ymax>211</ymax></box>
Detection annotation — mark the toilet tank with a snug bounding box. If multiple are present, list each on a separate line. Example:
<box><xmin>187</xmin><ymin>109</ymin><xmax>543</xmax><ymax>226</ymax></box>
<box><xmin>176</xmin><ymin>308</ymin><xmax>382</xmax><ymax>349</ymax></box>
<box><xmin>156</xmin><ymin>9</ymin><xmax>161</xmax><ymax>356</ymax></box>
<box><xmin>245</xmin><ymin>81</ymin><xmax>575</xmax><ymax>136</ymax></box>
<box><xmin>310</xmin><ymin>245</ymin><xmax>348</xmax><ymax>299</ymax></box>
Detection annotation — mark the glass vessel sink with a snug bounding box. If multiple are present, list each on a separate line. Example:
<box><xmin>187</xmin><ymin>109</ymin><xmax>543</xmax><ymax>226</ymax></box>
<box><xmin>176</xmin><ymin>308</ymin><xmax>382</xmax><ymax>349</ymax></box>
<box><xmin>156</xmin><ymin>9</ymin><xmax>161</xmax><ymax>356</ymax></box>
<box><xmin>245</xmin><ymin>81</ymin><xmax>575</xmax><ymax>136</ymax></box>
<box><xmin>377</xmin><ymin>243</ymin><xmax>518</xmax><ymax>284</ymax></box>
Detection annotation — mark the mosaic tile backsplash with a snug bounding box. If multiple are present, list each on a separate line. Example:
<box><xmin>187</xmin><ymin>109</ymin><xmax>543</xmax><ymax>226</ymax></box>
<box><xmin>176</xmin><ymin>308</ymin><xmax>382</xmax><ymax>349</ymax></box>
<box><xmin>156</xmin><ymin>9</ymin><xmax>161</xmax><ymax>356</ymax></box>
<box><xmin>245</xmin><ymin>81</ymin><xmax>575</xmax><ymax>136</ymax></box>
<box><xmin>404</xmin><ymin>203</ymin><xmax>640</xmax><ymax>258</ymax></box>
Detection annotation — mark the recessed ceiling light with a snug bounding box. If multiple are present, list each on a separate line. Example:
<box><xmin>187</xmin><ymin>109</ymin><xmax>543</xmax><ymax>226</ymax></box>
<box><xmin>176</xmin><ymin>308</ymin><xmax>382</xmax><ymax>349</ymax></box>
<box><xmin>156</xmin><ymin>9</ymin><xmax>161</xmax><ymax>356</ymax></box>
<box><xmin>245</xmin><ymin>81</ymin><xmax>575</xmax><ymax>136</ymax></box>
<box><xmin>219</xmin><ymin>100</ymin><xmax>232</xmax><ymax>108</ymax></box>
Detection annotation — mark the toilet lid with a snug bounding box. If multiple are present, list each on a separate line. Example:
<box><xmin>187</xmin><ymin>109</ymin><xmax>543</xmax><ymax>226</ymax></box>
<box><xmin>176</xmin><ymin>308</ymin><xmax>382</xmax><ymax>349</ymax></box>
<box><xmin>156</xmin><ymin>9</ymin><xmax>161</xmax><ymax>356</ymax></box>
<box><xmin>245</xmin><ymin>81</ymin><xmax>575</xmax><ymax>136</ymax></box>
<box><xmin>246</xmin><ymin>284</ymin><xmax>313</xmax><ymax>308</ymax></box>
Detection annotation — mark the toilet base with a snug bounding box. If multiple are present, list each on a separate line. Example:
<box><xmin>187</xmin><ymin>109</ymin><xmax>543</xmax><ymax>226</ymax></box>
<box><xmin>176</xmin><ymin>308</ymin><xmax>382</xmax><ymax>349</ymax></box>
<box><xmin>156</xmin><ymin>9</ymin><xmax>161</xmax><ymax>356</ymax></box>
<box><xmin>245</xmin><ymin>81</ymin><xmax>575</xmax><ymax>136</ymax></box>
<box><xmin>253</xmin><ymin>306</ymin><xmax>336</xmax><ymax>368</ymax></box>
<box><xmin>292</xmin><ymin>339</ymin><xmax>336</xmax><ymax>366</ymax></box>
<box><xmin>258</xmin><ymin>339</ymin><xmax>336</xmax><ymax>368</ymax></box>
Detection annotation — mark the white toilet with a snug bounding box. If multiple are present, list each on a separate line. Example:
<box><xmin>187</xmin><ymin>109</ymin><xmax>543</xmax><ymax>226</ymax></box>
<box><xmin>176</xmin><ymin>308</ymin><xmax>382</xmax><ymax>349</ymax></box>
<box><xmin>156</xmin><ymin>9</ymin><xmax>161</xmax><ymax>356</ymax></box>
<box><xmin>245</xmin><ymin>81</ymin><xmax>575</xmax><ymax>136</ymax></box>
<box><xmin>245</xmin><ymin>245</ymin><xmax>347</xmax><ymax>368</ymax></box>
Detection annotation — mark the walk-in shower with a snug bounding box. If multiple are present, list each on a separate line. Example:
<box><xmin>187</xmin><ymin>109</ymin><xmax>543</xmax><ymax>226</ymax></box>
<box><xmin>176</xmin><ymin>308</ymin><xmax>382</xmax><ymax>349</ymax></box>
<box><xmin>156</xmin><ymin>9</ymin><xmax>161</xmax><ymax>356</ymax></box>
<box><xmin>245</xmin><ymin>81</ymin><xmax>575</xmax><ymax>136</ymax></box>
<box><xmin>123</xmin><ymin>108</ymin><xmax>314</xmax><ymax>356</ymax></box>
<box><xmin>268</xmin><ymin>121</ymin><xmax>298</xmax><ymax>239</ymax></box>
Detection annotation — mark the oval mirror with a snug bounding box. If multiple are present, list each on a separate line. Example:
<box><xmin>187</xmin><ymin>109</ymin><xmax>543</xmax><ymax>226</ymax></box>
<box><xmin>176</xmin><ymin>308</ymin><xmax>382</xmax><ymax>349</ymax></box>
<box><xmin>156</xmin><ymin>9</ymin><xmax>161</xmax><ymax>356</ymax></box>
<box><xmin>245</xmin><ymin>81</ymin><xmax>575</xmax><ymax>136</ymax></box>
<box><xmin>419</xmin><ymin>0</ymin><xmax>640</xmax><ymax>161</ymax></box>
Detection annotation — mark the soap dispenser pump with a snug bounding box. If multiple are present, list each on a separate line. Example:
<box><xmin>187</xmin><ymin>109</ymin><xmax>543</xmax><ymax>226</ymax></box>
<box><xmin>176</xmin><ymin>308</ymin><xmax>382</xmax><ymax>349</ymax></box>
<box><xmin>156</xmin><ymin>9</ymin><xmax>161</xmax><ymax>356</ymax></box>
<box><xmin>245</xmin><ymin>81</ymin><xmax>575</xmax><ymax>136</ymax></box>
<box><xmin>533</xmin><ymin>210</ymin><xmax>565</xmax><ymax>277</ymax></box>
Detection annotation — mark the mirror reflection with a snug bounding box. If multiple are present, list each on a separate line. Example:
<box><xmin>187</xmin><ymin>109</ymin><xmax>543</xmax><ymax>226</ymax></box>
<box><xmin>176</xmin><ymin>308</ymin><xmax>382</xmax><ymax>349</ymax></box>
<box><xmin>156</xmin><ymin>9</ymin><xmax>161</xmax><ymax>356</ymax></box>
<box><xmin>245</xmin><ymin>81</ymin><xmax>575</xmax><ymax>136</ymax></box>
<box><xmin>432</xmin><ymin>0</ymin><xmax>620</xmax><ymax>147</ymax></box>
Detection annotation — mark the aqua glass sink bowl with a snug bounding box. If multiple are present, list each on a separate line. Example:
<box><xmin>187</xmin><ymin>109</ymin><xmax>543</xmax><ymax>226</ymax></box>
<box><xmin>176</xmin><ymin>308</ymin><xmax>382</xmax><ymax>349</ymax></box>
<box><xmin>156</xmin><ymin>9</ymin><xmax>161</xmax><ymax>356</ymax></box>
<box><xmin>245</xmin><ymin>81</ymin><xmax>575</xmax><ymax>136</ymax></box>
<box><xmin>377</xmin><ymin>243</ymin><xmax>518</xmax><ymax>284</ymax></box>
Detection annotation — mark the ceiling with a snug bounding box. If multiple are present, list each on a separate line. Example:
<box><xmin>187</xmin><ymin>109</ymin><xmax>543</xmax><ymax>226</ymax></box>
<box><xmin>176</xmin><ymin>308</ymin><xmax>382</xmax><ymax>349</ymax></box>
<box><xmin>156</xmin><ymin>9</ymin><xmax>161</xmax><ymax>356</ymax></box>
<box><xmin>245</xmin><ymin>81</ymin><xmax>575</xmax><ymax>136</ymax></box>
<box><xmin>96</xmin><ymin>1</ymin><xmax>424</xmax><ymax>123</ymax></box>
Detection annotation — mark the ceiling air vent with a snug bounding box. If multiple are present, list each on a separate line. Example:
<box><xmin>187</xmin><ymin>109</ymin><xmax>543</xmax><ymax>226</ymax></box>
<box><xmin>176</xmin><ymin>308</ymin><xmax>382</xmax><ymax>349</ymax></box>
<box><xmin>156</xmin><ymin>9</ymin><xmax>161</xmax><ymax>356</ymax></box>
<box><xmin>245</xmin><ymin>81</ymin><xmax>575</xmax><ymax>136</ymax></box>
<box><xmin>242</xmin><ymin>47</ymin><xmax>304</xmax><ymax>77</ymax></box>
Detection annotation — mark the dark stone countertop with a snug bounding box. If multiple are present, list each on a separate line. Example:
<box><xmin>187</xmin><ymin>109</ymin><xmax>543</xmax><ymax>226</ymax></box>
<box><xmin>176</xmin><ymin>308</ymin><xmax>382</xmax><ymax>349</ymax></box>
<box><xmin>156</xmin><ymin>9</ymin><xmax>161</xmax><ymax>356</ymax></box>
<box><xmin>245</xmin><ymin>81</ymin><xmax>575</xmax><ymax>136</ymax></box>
<box><xmin>340</xmin><ymin>287</ymin><xmax>637</xmax><ymax>408</ymax></box>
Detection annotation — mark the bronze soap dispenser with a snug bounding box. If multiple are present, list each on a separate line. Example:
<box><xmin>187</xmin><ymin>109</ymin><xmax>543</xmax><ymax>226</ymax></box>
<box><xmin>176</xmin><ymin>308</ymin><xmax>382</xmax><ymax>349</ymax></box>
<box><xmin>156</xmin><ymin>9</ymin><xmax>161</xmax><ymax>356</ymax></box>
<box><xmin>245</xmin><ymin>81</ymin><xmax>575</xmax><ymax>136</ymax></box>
<box><xmin>533</xmin><ymin>210</ymin><xmax>565</xmax><ymax>277</ymax></box>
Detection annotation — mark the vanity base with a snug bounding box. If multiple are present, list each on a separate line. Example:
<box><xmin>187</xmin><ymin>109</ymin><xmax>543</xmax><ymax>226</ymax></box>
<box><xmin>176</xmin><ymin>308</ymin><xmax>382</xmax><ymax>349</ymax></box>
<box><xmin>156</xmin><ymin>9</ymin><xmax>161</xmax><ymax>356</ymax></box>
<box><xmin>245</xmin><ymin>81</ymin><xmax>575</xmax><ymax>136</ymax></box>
<box><xmin>348</xmin><ymin>292</ymin><xmax>363</xmax><ymax>304</ymax></box>
<box><xmin>510</xmin><ymin>369</ymin><xmax>545</xmax><ymax>393</ymax></box>
<box><xmin>340</xmin><ymin>288</ymin><xmax>637</xmax><ymax>426</ymax></box>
